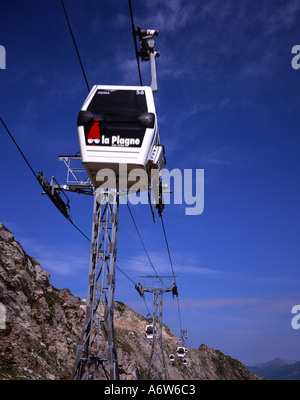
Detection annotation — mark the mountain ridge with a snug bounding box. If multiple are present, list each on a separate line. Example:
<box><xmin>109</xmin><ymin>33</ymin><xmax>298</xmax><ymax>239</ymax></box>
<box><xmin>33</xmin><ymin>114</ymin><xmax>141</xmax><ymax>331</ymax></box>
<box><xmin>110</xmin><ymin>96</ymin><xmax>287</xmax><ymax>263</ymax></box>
<box><xmin>253</xmin><ymin>357</ymin><xmax>297</xmax><ymax>369</ymax></box>
<box><xmin>248</xmin><ymin>357</ymin><xmax>300</xmax><ymax>380</ymax></box>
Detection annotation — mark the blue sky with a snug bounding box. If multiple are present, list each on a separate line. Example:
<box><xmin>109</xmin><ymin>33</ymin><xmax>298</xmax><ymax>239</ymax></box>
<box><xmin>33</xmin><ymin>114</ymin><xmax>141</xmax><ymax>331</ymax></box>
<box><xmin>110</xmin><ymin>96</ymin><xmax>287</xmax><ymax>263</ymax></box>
<box><xmin>1</xmin><ymin>0</ymin><xmax>300</xmax><ymax>367</ymax></box>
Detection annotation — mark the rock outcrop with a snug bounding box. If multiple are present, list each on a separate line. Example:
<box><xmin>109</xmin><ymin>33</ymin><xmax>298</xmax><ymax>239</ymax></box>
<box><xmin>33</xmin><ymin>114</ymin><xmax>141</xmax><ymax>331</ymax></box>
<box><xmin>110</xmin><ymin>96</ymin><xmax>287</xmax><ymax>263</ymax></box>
<box><xmin>0</xmin><ymin>221</ymin><xmax>84</xmax><ymax>379</ymax></box>
<box><xmin>0</xmin><ymin>221</ymin><xmax>262</xmax><ymax>380</ymax></box>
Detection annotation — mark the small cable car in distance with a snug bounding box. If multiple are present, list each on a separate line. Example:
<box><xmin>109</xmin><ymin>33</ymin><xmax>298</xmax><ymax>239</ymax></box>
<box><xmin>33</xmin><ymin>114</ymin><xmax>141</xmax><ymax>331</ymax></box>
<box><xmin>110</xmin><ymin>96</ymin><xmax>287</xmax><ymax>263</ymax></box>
<box><xmin>145</xmin><ymin>324</ymin><xmax>154</xmax><ymax>339</ymax></box>
<box><xmin>176</xmin><ymin>346</ymin><xmax>187</xmax><ymax>358</ymax></box>
<box><xmin>77</xmin><ymin>85</ymin><xmax>166</xmax><ymax>190</ymax></box>
<box><xmin>182</xmin><ymin>358</ymin><xmax>187</xmax><ymax>365</ymax></box>
<box><xmin>169</xmin><ymin>354</ymin><xmax>175</xmax><ymax>362</ymax></box>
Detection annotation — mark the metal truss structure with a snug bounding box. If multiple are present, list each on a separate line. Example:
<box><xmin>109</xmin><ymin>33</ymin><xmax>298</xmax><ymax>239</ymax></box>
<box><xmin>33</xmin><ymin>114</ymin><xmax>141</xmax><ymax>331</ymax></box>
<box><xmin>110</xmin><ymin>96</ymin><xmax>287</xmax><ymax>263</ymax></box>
<box><xmin>139</xmin><ymin>276</ymin><xmax>177</xmax><ymax>380</ymax></box>
<box><xmin>180</xmin><ymin>329</ymin><xmax>188</xmax><ymax>347</ymax></box>
<box><xmin>58</xmin><ymin>155</ymin><xmax>94</xmax><ymax>195</ymax></box>
<box><xmin>72</xmin><ymin>189</ymin><xmax>119</xmax><ymax>380</ymax></box>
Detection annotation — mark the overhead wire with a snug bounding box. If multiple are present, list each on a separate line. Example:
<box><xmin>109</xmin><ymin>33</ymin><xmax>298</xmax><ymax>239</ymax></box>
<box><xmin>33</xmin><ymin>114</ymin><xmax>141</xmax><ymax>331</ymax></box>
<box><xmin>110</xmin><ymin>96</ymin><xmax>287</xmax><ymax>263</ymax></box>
<box><xmin>60</xmin><ymin>0</ymin><xmax>91</xmax><ymax>92</ymax></box>
<box><xmin>116</xmin><ymin>265</ymin><xmax>151</xmax><ymax>317</ymax></box>
<box><xmin>160</xmin><ymin>214</ymin><xmax>183</xmax><ymax>335</ymax></box>
<box><xmin>116</xmin><ymin>264</ymin><xmax>136</xmax><ymax>285</ymax></box>
<box><xmin>125</xmin><ymin>199</ymin><xmax>160</xmax><ymax>278</ymax></box>
<box><xmin>0</xmin><ymin>117</ymin><xmax>40</xmax><ymax>184</ymax></box>
<box><xmin>128</xmin><ymin>0</ymin><xmax>143</xmax><ymax>86</ymax></box>
<box><xmin>0</xmin><ymin>117</ymin><xmax>91</xmax><ymax>243</ymax></box>
<box><xmin>160</xmin><ymin>214</ymin><xmax>175</xmax><ymax>278</ymax></box>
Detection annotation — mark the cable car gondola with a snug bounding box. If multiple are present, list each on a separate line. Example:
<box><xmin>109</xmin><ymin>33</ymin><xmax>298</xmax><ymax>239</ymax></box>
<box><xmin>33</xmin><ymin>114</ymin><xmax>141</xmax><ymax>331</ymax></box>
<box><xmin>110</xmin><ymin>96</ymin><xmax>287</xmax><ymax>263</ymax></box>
<box><xmin>169</xmin><ymin>354</ymin><xmax>175</xmax><ymax>362</ymax></box>
<box><xmin>176</xmin><ymin>346</ymin><xmax>187</xmax><ymax>358</ymax></box>
<box><xmin>145</xmin><ymin>324</ymin><xmax>154</xmax><ymax>339</ymax></box>
<box><xmin>182</xmin><ymin>358</ymin><xmax>187</xmax><ymax>365</ymax></box>
<box><xmin>77</xmin><ymin>85</ymin><xmax>166</xmax><ymax>191</ymax></box>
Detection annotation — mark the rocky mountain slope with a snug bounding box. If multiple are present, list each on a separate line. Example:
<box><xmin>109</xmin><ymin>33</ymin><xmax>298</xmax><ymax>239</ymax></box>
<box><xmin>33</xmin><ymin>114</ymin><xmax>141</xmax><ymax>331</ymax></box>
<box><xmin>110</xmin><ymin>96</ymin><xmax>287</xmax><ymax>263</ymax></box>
<box><xmin>0</xmin><ymin>221</ymin><xmax>262</xmax><ymax>380</ymax></box>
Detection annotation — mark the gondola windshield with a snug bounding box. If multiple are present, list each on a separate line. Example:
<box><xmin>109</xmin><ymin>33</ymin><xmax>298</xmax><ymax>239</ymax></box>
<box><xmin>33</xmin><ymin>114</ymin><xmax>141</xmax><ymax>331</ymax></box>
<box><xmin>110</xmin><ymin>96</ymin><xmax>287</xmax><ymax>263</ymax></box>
<box><xmin>87</xmin><ymin>89</ymin><xmax>148</xmax><ymax>116</ymax></box>
<box><xmin>84</xmin><ymin>89</ymin><xmax>149</xmax><ymax>148</ymax></box>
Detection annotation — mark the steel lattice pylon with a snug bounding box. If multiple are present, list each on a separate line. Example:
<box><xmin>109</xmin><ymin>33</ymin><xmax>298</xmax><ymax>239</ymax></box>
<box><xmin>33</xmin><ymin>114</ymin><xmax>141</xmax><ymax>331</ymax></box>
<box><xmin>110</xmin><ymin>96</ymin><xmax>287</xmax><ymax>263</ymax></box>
<box><xmin>72</xmin><ymin>189</ymin><xmax>119</xmax><ymax>380</ymax></box>
<box><xmin>139</xmin><ymin>276</ymin><xmax>177</xmax><ymax>380</ymax></box>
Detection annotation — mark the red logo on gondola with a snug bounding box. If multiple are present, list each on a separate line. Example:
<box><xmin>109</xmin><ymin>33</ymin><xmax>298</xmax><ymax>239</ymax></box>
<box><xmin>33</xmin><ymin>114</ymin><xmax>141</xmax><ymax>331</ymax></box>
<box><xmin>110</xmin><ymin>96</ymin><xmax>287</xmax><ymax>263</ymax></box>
<box><xmin>87</xmin><ymin>119</ymin><xmax>100</xmax><ymax>145</ymax></box>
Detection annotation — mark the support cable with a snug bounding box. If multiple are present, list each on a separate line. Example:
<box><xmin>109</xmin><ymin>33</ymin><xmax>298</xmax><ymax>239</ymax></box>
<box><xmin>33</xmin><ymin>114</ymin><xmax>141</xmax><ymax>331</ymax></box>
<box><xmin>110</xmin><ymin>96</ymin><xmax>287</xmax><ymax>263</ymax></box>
<box><xmin>128</xmin><ymin>0</ymin><xmax>143</xmax><ymax>86</ymax></box>
<box><xmin>0</xmin><ymin>117</ymin><xmax>90</xmax><ymax>243</ymax></box>
<box><xmin>116</xmin><ymin>265</ymin><xmax>136</xmax><ymax>285</ymax></box>
<box><xmin>160</xmin><ymin>215</ymin><xmax>175</xmax><ymax>277</ymax></box>
<box><xmin>160</xmin><ymin>214</ymin><xmax>183</xmax><ymax>335</ymax></box>
<box><xmin>60</xmin><ymin>0</ymin><xmax>90</xmax><ymax>92</ymax></box>
<box><xmin>0</xmin><ymin>117</ymin><xmax>39</xmax><ymax>184</ymax></box>
<box><xmin>176</xmin><ymin>295</ymin><xmax>183</xmax><ymax>336</ymax></box>
<box><xmin>125</xmin><ymin>200</ymin><xmax>159</xmax><ymax>277</ymax></box>
<box><xmin>142</xmin><ymin>295</ymin><xmax>151</xmax><ymax>317</ymax></box>
<box><xmin>116</xmin><ymin>265</ymin><xmax>151</xmax><ymax>317</ymax></box>
<box><xmin>126</xmin><ymin>199</ymin><xmax>169</xmax><ymax>291</ymax></box>
<box><xmin>67</xmin><ymin>219</ymin><xmax>90</xmax><ymax>242</ymax></box>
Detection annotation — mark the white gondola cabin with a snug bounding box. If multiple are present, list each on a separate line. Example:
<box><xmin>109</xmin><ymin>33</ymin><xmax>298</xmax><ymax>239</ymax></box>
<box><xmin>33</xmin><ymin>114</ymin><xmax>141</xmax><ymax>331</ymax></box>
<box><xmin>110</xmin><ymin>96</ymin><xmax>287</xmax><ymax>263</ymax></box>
<box><xmin>77</xmin><ymin>85</ymin><xmax>165</xmax><ymax>190</ymax></box>
<box><xmin>176</xmin><ymin>346</ymin><xmax>187</xmax><ymax>358</ymax></box>
<box><xmin>145</xmin><ymin>324</ymin><xmax>154</xmax><ymax>339</ymax></box>
<box><xmin>169</xmin><ymin>354</ymin><xmax>175</xmax><ymax>362</ymax></box>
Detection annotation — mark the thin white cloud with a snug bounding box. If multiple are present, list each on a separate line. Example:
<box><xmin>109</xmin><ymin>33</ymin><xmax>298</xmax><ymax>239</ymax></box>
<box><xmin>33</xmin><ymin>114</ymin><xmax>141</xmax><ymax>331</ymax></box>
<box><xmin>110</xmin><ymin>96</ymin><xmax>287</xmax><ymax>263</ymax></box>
<box><xmin>163</xmin><ymin>294</ymin><xmax>300</xmax><ymax>318</ymax></box>
<box><xmin>121</xmin><ymin>250</ymin><xmax>300</xmax><ymax>291</ymax></box>
<box><xmin>121</xmin><ymin>251</ymin><xmax>225</xmax><ymax>278</ymax></box>
<box><xmin>136</xmin><ymin>0</ymin><xmax>197</xmax><ymax>33</ymax></box>
<box><xmin>17</xmin><ymin>237</ymin><xmax>87</xmax><ymax>277</ymax></box>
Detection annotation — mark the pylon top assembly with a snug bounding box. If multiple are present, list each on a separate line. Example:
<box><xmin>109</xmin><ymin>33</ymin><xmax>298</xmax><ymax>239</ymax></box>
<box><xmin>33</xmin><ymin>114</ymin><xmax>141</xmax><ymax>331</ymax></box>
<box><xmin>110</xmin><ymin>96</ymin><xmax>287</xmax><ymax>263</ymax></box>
<box><xmin>139</xmin><ymin>275</ymin><xmax>177</xmax><ymax>293</ymax></box>
<box><xmin>135</xmin><ymin>26</ymin><xmax>160</xmax><ymax>92</ymax></box>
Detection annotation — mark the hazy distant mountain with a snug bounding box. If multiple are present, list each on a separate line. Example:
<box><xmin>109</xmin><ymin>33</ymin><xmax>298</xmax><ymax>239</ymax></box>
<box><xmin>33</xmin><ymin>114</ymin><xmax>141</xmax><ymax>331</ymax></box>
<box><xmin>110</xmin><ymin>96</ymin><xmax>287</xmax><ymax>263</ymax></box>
<box><xmin>248</xmin><ymin>357</ymin><xmax>300</xmax><ymax>380</ymax></box>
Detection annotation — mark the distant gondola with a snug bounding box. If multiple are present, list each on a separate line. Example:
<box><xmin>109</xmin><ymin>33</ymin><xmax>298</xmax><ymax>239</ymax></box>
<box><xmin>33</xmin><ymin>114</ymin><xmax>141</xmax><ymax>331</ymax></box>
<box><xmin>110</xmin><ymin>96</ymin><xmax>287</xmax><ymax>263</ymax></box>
<box><xmin>176</xmin><ymin>346</ymin><xmax>187</xmax><ymax>357</ymax></box>
<box><xmin>145</xmin><ymin>324</ymin><xmax>154</xmax><ymax>339</ymax></box>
